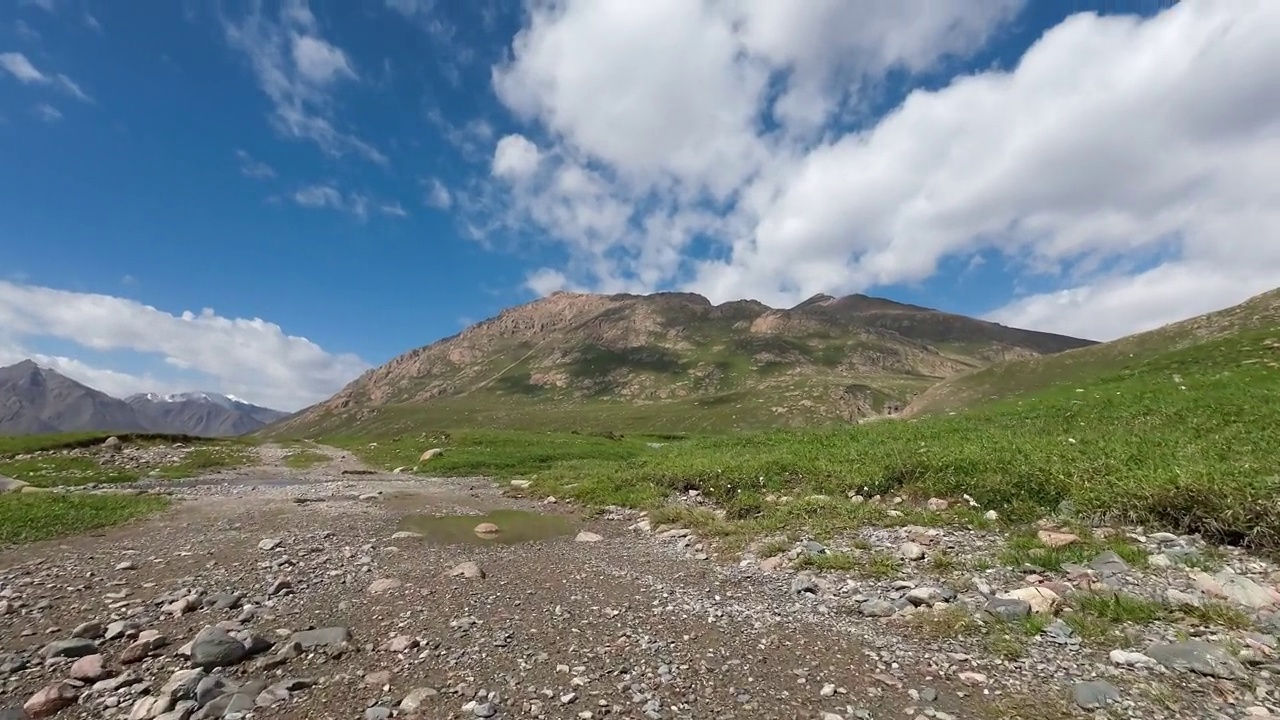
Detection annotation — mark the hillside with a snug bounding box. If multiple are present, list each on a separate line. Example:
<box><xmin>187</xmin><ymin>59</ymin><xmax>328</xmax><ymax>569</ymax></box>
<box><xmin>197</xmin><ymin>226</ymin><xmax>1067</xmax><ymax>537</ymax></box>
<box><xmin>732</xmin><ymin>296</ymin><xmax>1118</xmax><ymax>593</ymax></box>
<box><xmin>0</xmin><ymin>361</ymin><xmax>286</xmax><ymax>437</ymax></box>
<box><xmin>903</xmin><ymin>287</ymin><xmax>1280</xmax><ymax>416</ymax></box>
<box><xmin>268</xmin><ymin>290</ymin><xmax>1094</xmax><ymax>436</ymax></box>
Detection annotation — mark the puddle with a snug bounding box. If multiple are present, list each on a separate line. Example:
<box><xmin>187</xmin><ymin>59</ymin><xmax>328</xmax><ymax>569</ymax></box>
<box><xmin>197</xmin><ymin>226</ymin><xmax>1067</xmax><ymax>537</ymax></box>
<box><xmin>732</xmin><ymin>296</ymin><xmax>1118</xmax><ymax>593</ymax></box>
<box><xmin>397</xmin><ymin>509</ymin><xmax>578</xmax><ymax>545</ymax></box>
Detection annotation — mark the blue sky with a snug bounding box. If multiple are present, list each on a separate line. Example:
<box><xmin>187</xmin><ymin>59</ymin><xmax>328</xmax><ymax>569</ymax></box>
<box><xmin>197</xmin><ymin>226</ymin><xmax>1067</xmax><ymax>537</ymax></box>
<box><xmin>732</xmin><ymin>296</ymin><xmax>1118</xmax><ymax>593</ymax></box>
<box><xmin>1</xmin><ymin>0</ymin><xmax>1276</xmax><ymax>410</ymax></box>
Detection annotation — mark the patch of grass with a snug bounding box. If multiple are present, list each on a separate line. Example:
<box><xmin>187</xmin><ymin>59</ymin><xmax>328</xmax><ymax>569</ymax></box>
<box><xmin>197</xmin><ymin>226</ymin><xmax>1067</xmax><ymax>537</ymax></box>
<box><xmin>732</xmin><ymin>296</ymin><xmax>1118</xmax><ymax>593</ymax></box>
<box><xmin>1176</xmin><ymin>602</ymin><xmax>1254</xmax><ymax>630</ymax></box>
<box><xmin>0</xmin><ymin>432</ymin><xmax>213</xmax><ymax>457</ymax></box>
<box><xmin>794</xmin><ymin>550</ymin><xmax>858</xmax><ymax>572</ymax></box>
<box><xmin>928</xmin><ymin>549</ymin><xmax>962</xmax><ymax>573</ymax></box>
<box><xmin>0</xmin><ymin>456</ymin><xmax>139</xmax><ymax>486</ymax></box>
<box><xmin>0</xmin><ymin>493</ymin><xmax>170</xmax><ymax>545</ymax></box>
<box><xmin>862</xmin><ymin>550</ymin><xmax>902</xmax><ymax>579</ymax></box>
<box><xmin>152</xmin><ymin>446</ymin><xmax>256</xmax><ymax>479</ymax></box>
<box><xmin>1072</xmin><ymin>591</ymin><xmax>1167</xmax><ymax>625</ymax></box>
<box><xmin>282</xmin><ymin>449</ymin><xmax>330</xmax><ymax>469</ymax></box>
<box><xmin>999</xmin><ymin>531</ymin><xmax>1146</xmax><ymax>570</ymax></box>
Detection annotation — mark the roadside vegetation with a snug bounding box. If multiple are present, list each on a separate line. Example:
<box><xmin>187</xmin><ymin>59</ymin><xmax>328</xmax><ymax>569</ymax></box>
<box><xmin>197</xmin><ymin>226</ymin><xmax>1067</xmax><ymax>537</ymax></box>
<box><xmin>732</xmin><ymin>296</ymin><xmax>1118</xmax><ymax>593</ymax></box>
<box><xmin>328</xmin><ymin>327</ymin><xmax>1280</xmax><ymax>551</ymax></box>
<box><xmin>282</xmin><ymin>447</ymin><xmax>331</xmax><ymax>469</ymax></box>
<box><xmin>0</xmin><ymin>432</ymin><xmax>255</xmax><ymax>545</ymax></box>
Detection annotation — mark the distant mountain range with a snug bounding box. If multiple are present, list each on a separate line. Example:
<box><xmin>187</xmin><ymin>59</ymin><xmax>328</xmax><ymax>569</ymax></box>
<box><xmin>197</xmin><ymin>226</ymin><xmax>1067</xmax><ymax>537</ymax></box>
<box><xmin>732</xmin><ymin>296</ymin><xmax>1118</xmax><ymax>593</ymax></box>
<box><xmin>0</xmin><ymin>360</ymin><xmax>287</xmax><ymax>437</ymax></box>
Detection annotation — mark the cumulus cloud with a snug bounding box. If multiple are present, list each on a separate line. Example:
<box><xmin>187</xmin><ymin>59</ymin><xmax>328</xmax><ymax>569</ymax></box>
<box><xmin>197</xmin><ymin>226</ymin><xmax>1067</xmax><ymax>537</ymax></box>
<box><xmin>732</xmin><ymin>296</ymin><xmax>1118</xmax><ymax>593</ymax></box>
<box><xmin>0</xmin><ymin>52</ymin><xmax>91</xmax><ymax>101</ymax></box>
<box><xmin>224</xmin><ymin>0</ymin><xmax>385</xmax><ymax>164</ymax></box>
<box><xmin>485</xmin><ymin>0</ymin><xmax>1280</xmax><ymax>340</ymax></box>
<box><xmin>0</xmin><ymin>280</ymin><xmax>370</xmax><ymax>410</ymax></box>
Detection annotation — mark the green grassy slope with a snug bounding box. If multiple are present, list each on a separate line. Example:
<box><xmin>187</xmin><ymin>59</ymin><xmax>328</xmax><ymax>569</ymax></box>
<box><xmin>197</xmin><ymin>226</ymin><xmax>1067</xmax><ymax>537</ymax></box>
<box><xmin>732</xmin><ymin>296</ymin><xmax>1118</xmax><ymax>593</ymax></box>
<box><xmin>332</xmin><ymin>294</ymin><xmax>1280</xmax><ymax>550</ymax></box>
<box><xmin>903</xmin><ymin>288</ymin><xmax>1280</xmax><ymax>416</ymax></box>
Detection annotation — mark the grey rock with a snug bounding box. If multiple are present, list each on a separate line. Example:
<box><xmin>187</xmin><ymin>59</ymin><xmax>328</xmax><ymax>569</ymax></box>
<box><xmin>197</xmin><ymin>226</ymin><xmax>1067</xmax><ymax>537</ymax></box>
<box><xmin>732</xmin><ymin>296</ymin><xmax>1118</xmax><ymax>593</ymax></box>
<box><xmin>160</xmin><ymin>669</ymin><xmax>206</xmax><ymax>702</ymax></box>
<box><xmin>983</xmin><ymin>597</ymin><xmax>1031</xmax><ymax>622</ymax></box>
<box><xmin>204</xmin><ymin>593</ymin><xmax>242</xmax><ymax>611</ymax></box>
<box><xmin>189</xmin><ymin>626</ymin><xmax>248</xmax><ymax>669</ymax></box>
<box><xmin>1213</xmin><ymin>571</ymin><xmax>1279</xmax><ymax>609</ymax></box>
<box><xmin>1073</xmin><ymin>680</ymin><xmax>1121</xmax><ymax>709</ymax></box>
<box><xmin>194</xmin><ymin>693</ymin><xmax>254</xmax><ymax>720</ymax></box>
<box><xmin>41</xmin><ymin>638</ymin><xmax>97</xmax><ymax>659</ymax></box>
<box><xmin>288</xmin><ymin>626</ymin><xmax>351</xmax><ymax>649</ymax></box>
<box><xmin>254</xmin><ymin>685</ymin><xmax>290</xmax><ymax>708</ymax></box>
<box><xmin>859</xmin><ymin>599</ymin><xmax>897</xmax><ymax>617</ymax></box>
<box><xmin>473</xmin><ymin>702</ymin><xmax>497</xmax><ymax>718</ymax></box>
<box><xmin>400</xmin><ymin>687</ymin><xmax>439</xmax><ymax>712</ymax></box>
<box><xmin>1041</xmin><ymin>619</ymin><xmax>1080</xmax><ymax>646</ymax></box>
<box><xmin>1146</xmin><ymin>640</ymin><xmax>1247</xmax><ymax>679</ymax></box>
<box><xmin>71</xmin><ymin>621</ymin><xmax>104</xmax><ymax>639</ymax></box>
<box><xmin>1089</xmin><ymin>551</ymin><xmax>1129</xmax><ymax>576</ymax></box>
<box><xmin>104</xmin><ymin>620</ymin><xmax>137</xmax><ymax>641</ymax></box>
<box><xmin>365</xmin><ymin>708</ymin><xmax>392</xmax><ymax>720</ymax></box>
<box><xmin>790</xmin><ymin>575</ymin><xmax>819</xmax><ymax>596</ymax></box>
<box><xmin>196</xmin><ymin>675</ymin><xmax>237</xmax><ymax>706</ymax></box>
<box><xmin>905</xmin><ymin>586</ymin><xmax>948</xmax><ymax>606</ymax></box>
<box><xmin>801</xmin><ymin>540</ymin><xmax>827</xmax><ymax>555</ymax></box>
<box><xmin>899</xmin><ymin>542</ymin><xmax>926</xmax><ymax>561</ymax></box>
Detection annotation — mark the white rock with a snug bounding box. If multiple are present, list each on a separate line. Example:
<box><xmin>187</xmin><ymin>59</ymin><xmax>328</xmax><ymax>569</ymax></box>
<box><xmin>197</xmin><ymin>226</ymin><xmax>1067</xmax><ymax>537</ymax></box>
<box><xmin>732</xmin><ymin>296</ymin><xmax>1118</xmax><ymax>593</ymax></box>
<box><xmin>574</xmin><ymin>531</ymin><xmax>603</xmax><ymax>543</ymax></box>
<box><xmin>997</xmin><ymin>586</ymin><xmax>1061</xmax><ymax>614</ymax></box>
<box><xmin>1109</xmin><ymin>649</ymin><xmax>1157</xmax><ymax>667</ymax></box>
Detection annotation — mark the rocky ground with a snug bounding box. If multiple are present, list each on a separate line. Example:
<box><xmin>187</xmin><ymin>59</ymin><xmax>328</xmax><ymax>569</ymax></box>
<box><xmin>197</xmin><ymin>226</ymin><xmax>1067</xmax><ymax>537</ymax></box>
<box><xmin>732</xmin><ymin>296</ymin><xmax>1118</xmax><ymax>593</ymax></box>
<box><xmin>2</xmin><ymin>445</ymin><xmax>1279</xmax><ymax>720</ymax></box>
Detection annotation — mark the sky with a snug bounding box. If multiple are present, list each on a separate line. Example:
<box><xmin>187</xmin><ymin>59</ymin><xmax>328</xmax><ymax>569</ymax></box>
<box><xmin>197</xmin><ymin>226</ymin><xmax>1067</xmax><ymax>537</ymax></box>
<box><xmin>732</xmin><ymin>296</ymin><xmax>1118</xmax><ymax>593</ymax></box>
<box><xmin>1</xmin><ymin>0</ymin><xmax>1277</xmax><ymax>412</ymax></box>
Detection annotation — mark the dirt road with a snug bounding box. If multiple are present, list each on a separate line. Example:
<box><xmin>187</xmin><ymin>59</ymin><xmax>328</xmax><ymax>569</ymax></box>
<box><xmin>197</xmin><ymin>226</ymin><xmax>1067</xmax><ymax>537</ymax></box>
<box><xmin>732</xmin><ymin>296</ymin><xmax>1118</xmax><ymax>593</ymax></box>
<box><xmin>1</xmin><ymin>445</ymin><xmax>1274</xmax><ymax>719</ymax></box>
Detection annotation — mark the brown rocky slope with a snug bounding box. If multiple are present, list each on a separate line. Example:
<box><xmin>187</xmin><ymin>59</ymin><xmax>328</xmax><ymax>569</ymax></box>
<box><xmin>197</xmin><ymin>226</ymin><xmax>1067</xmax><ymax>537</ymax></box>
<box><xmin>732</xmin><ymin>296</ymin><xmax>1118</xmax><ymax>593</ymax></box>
<box><xmin>267</xmin><ymin>291</ymin><xmax>1095</xmax><ymax>436</ymax></box>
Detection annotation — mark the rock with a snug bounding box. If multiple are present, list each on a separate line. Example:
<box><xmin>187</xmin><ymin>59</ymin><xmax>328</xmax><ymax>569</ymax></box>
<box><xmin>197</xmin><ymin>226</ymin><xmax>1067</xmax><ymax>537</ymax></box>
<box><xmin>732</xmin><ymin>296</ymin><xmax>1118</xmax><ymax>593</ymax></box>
<box><xmin>957</xmin><ymin>671</ymin><xmax>988</xmax><ymax>686</ymax></box>
<box><xmin>258</xmin><ymin>538</ymin><xmax>281</xmax><ymax>551</ymax></box>
<box><xmin>925</xmin><ymin>498</ymin><xmax>949</xmax><ymax>511</ymax></box>
<box><xmin>1165</xmin><ymin>588</ymin><xmax>1202</xmax><ymax>607</ymax></box>
<box><xmin>288</xmin><ymin>626</ymin><xmax>351</xmax><ymax>650</ymax></box>
<box><xmin>1110</xmin><ymin>649</ymin><xmax>1157</xmax><ymax>667</ymax></box>
<box><xmin>419</xmin><ymin>448</ymin><xmax>444</xmax><ymax>461</ymax></box>
<box><xmin>899</xmin><ymin>542</ymin><xmax>926</xmax><ymax>561</ymax></box>
<box><xmin>1089</xmin><ymin>550</ymin><xmax>1129</xmax><ymax>576</ymax></box>
<box><xmin>115</xmin><ymin>560</ymin><xmax>137</xmax><ymax>571</ymax></box>
<box><xmin>400</xmin><ymin>687</ymin><xmax>439</xmax><ymax>713</ymax></box>
<box><xmin>161</xmin><ymin>669</ymin><xmax>206</xmax><ymax>702</ymax></box>
<box><xmin>1147</xmin><ymin>553</ymin><xmax>1173</xmax><ymax>569</ymax></box>
<box><xmin>1073</xmin><ymin>680</ymin><xmax>1121</xmax><ymax>709</ymax></box>
<box><xmin>195</xmin><ymin>675</ymin><xmax>235</xmax><ymax>706</ymax></box>
<box><xmin>71</xmin><ymin>621</ymin><xmax>104</xmax><ymax>639</ymax></box>
<box><xmin>984</xmin><ymin>509</ymin><xmax>999</xmax><ymax>521</ymax></box>
<box><xmin>997</xmin><ymin>586</ymin><xmax>1060</xmax><ymax>614</ymax></box>
<box><xmin>120</xmin><ymin>635</ymin><xmax>167</xmax><ymax>664</ymax></box>
<box><xmin>390</xmin><ymin>531</ymin><xmax>423</xmax><ymax>540</ymax></box>
<box><xmin>69</xmin><ymin>654</ymin><xmax>111</xmax><ymax>682</ymax></box>
<box><xmin>104</xmin><ymin>620</ymin><xmax>137</xmax><ymax>641</ymax></box>
<box><xmin>473</xmin><ymin>522</ymin><xmax>500</xmax><ymax>536</ymax></box>
<box><xmin>384</xmin><ymin>635</ymin><xmax>418</xmax><ymax>653</ymax></box>
<box><xmin>364</xmin><ymin>670</ymin><xmax>393</xmax><ymax>687</ymax></box>
<box><xmin>367</xmin><ymin>578</ymin><xmax>403</xmax><ymax>594</ymax></box>
<box><xmin>1037</xmin><ymin>530</ymin><xmax>1080</xmax><ymax>548</ymax></box>
<box><xmin>41</xmin><ymin>638</ymin><xmax>97</xmax><ymax>660</ymax></box>
<box><xmin>905</xmin><ymin>587</ymin><xmax>948</xmax><ymax>606</ymax></box>
<box><xmin>23</xmin><ymin>682</ymin><xmax>78</xmax><ymax>718</ymax></box>
<box><xmin>189</xmin><ymin>626</ymin><xmax>248</xmax><ymax>669</ymax></box>
<box><xmin>1208</xmin><ymin>571</ymin><xmax>1280</xmax><ymax>609</ymax></box>
<box><xmin>103</xmin><ymin>436</ymin><xmax>122</xmax><ymax>448</ymax></box>
<box><xmin>574</xmin><ymin>531</ymin><xmax>603</xmax><ymax>542</ymax></box>
<box><xmin>1146</xmin><ymin>640</ymin><xmax>1247</xmax><ymax>679</ymax></box>
<box><xmin>473</xmin><ymin>702</ymin><xmax>496</xmax><ymax>718</ymax></box>
<box><xmin>366</xmin><ymin>708</ymin><xmax>392</xmax><ymax>720</ymax></box>
<box><xmin>196</xmin><ymin>692</ymin><xmax>254</xmax><ymax>719</ymax></box>
<box><xmin>984</xmin><ymin>597</ymin><xmax>1032</xmax><ymax>622</ymax></box>
<box><xmin>859</xmin><ymin>599</ymin><xmax>897</xmax><ymax>617</ymax></box>
<box><xmin>0</xmin><ymin>474</ymin><xmax>30</xmax><ymax>493</ymax></box>
<box><xmin>509</xmin><ymin>479</ymin><xmax>531</xmax><ymax>489</ymax></box>
<box><xmin>448</xmin><ymin>562</ymin><xmax>485</xmax><ymax>580</ymax></box>
<box><xmin>790</xmin><ymin>574</ymin><xmax>819</xmax><ymax>596</ymax></box>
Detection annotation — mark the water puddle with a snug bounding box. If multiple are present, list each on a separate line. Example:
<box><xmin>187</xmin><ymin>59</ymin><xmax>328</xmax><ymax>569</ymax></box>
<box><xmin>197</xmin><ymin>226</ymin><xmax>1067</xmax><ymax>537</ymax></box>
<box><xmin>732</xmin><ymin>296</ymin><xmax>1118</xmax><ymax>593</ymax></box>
<box><xmin>397</xmin><ymin>509</ymin><xmax>577</xmax><ymax>545</ymax></box>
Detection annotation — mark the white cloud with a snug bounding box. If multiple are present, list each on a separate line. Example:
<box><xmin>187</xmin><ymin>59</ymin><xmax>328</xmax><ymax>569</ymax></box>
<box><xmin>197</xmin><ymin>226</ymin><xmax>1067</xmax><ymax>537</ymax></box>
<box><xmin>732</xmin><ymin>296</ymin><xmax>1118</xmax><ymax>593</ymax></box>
<box><xmin>34</xmin><ymin>102</ymin><xmax>61</xmax><ymax>122</ymax></box>
<box><xmin>84</xmin><ymin>13</ymin><xmax>102</xmax><ymax>32</ymax></box>
<box><xmin>0</xmin><ymin>280</ymin><xmax>370</xmax><ymax>410</ymax></box>
<box><xmin>491</xmin><ymin>134</ymin><xmax>541</xmax><ymax>180</ymax></box>
<box><xmin>23</xmin><ymin>0</ymin><xmax>55</xmax><ymax>13</ymax></box>
<box><xmin>292</xmin><ymin>184</ymin><xmax>405</xmax><ymax>220</ymax></box>
<box><xmin>224</xmin><ymin>0</ymin><xmax>386</xmax><ymax>164</ymax></box>
<box><xmin>486</xmin><ymin>0</ymin><xmax>1280</xmax><ymax>340</ymax></box>
<box><xmin>423</xmin><ymin>177</ymin><xmax>452</xmax><ymax>209</ymax></box>
<box><xmin>235</xmin><ymin>149</ymin><xmax>276</xmax><ymax>179</ymax></box>
<box><xmin>0</xmin><ymin>52</ymin><xmax>92</xmax><ymax>101</ymax></box>
<box><xmin>379</xmin><ymin>201</ymin><xmax>408</xmax><ymax>217</ymax></box>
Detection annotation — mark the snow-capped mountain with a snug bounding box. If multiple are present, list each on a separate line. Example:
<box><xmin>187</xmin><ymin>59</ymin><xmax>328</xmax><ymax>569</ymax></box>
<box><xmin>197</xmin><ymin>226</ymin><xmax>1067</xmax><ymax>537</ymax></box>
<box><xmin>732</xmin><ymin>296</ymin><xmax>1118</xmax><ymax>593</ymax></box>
<box><xmin>0</xmin><ymin>360</ymin><xmax>286</xmax><ymax>437</ymax></box>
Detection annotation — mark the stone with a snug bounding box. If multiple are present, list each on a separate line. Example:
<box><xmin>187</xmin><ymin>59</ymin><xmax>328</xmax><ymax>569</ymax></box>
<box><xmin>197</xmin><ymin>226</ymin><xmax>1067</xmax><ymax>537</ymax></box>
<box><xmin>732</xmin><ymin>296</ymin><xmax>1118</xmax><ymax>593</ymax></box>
<box><xmin>390</xmin><ymin>531</ymin><xmax>423</xmax><ymax>540</ymax></box>
<box><xmin>367</xmin><ymin>578</ymin><xmax>403</xmax><ymax>594</ymax></box>
<box><xmin>1036</xmin><ymin>530</ymin><xmax>1080</xmax><ymax>548</ymax></box>
<box><xmin>104</xmin><ymin>620</ymin><xmax>137</xmax><ymax>641</ymax></box>
<box><xmin>859</xmin><ymin>599</ymin><xmax>897</xmax><ymax>617</ymax></box>
<box><xmin>288</xmin><ymin>626</ymin><xmax>351</xmax><ymax>649</ymax></box>
<box><xmin>448</xmin><ymin>562</ymin><xmax>485</xmax><ymax>579</ymax></box>
<box><xmin>925</xmin><ymin>498</ymin><xmax>949</xmax><ymax>511</ymax></box>
<box><xmin>1146</xmin><ymin>554</ymin><xmax>1173</xmax><ymax>569</ymax></box>
<box><xmin>0</xmin><ymin>474</ymin><xmax>30</xmax><ymax>493</ymax></box>
<box><xmin>473</xmin><ymin>702</ymin><xmax>496</xmax><ymax>718</ymax></box>
<box><xmin>69</xmin><ymin>654</ymin><xmax>111</xmax><ymax>682</ymax></box>
<box><xmin>195</xmin><ymin>675</ymin><xmax>236</xmax><ymax>706</ymax></box>
<box><xmin>899</xmin><ymin>542</ymin><xmax>926</xmax><ymax>561</ymax></box>
<box><xmin>1210</xmin><ymin>571</ymin><xmax>1280</xmax><ymax>609</ymax></box>
<box><xmin>366</xmin><ymin>708</ymin><xmax>393</xmax><ymax>720</ymax></box>
<box><xmin>115</xmin><ymin>560</ymin><xmax>137</xmax><ymax>571</ymax></box>
<box><xmin>1146</xmin><ymin>640</ymin><xmax>1247</xmax><ymax>679</ymax></box>
<box><xmin>1072</xmin><ymin>680</ymin><xmax>1121</xmax><ymax>709</ymax></box>
<box><xmin>71</xmin><ymin>621</ymin><xmax>103</xmax><ymax>639</ymax></box>
<box><xmin>984</xmin><ymin>597</ymin><xmax>1032</xmax><ymax>622</ymax></box>
<box><xmin>791</xmin><ymin>574</ymin><xmax>819</xmax><ymax>596</ymax></box>
<box><xmin>189</xmin><ymin>626</ymin><xmax>248</xmax><ymax>669</ymax></box>
<box><xmin>41</xmin><ymin>638</ymin><xmax>97</xmax><ymax>660</ymax></box>
<box><xmin>997</xmin><ymin>586</ymin><xmax>1060</xmax><ymax>614</ymax></box>
<box><xmin>473</xmin><ymin>522</ymin><xmax>500</xmax><ymax>536</ymax></box>
<box><xmin>574</xmin><ymin>531</ymin><xmax>603</xmax><ymax>543</ymax></box>
<box><xmin>258</xmin><ymin>538</ymin><xmax>281</xmax><ymax>551</ymax></box>
<box><xmin>1089</xmin><ymin>550</ymin><xmax>1129</xmax><ymax>576</ymax></box>
<box><xmin>23</xmin><ymin>682</ymin><xmax>79</xmax><ymax>718</ymax></box>
<box><xmin>905</xmin><ymin>587</ymin><xmax>948</xmax><ymax>606</ymax></box>
<box><xmin>399</xmin><ymin>687</ymin><xmax>439</xmax><ymax>713</ymax></box>
<box><xmin>364</xmin><ymin>670</ymin><xmax>393</xmax><ymax>687</ymax></box>
<box><xmin>120</xmin><ymin>635</ymin><xmax>167</xmax><ymax>664</ymax></box>
<box><xmin>161</xmin><ymin>669</ymin><xmax>206</xmax><ymax>702</ymax></box>
<box><xmin>1109</xmin><ymin>649</ymin><xmax>1157</xmax><ymax>667</ymax></box>
<box><xmin>419</xmin><ymin>448</ymin><xmax>445</xmax><ymax>461</ymax></box>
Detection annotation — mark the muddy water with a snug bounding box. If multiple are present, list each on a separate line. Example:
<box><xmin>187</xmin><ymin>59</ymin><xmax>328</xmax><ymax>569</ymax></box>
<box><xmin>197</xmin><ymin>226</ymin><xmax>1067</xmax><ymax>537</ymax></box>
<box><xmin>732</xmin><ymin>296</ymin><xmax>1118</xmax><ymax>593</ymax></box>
<box><xmin>398</xmin><ymin>509</ymin><xmax>578</xmax><ymax>545</ymax></box>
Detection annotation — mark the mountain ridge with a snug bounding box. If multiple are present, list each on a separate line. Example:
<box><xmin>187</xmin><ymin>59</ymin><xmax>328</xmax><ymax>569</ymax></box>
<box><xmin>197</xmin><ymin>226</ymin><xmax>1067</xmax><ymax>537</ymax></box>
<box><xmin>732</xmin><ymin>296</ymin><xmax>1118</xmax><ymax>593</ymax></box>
<box><xmin>267</xmin><ymin>290</ymin><xmax>1096</xmax><ymax>436</ymax></box>
<box><xmin>0</xmin><ymin>360</ymin><xmax>286</xmax><ymax>437</ymax></box>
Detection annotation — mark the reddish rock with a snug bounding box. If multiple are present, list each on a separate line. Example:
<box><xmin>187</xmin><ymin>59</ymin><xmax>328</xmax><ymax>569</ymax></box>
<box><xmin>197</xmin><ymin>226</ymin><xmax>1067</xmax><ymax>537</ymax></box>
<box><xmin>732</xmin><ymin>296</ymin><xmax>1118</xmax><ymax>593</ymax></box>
<box><xmin>24</xmin><ymin>682</ymin><xmax>78</xmax><ymax>718</ymax></box>
<box><xmin>69</xmin><ymin>654</ymin><xmax>111</xmax><ymax>682</ymax></box>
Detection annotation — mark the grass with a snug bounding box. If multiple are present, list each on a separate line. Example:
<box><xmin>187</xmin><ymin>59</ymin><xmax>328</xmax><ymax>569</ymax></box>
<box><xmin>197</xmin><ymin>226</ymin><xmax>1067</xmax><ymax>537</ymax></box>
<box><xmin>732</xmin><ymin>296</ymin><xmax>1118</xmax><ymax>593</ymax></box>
<box><xmin>0</xmin><ymin>455</ymin><xmax>140</xmax><ymax>486</ymax></box>
<box><xmin>0</xmin><ymin>435</ymin><xmax>257</xmax><ymax>485</ymax></box>
<box><xmin>0</xmin><ymin>493</ymin><xmax>170</xmax><ymax>545</ymax></box>
<box><xmin>999</xmin><ymin>530</ymin><xmax>1148</xmax><ymax>570</ymax></box>
<box><xmin>282</xmin><ymin>448</ymin><xmax>330</xmax><ymax>469</ymax></box>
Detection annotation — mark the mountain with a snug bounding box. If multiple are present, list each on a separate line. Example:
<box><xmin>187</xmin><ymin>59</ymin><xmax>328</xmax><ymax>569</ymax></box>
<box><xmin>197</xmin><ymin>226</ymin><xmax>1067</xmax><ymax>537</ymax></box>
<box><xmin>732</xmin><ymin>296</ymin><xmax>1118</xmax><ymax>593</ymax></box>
<box><xmin>266</xmin><ymin>290</ymin><xmax>1096</xmax><ymax>437</ymax></box>
<box><xmin>0</xmin><ymin>360</ymin><xmax>150</xmax><ymax>435</ymax></box>
<box><xmin>0</xmin><ymin>361</ymin><xmax>286</xmax><ymax>437</ymax></box>
<box><xmin>126</xmin><ymin>392</ymin><xmax>289</xmax><ymax>437</ymax></box>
